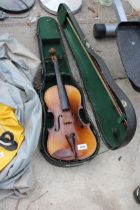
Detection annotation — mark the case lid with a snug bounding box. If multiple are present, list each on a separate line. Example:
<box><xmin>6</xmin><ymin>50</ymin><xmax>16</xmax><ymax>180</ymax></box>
<box><xmin>57</xmin><ymin>4</ymin><xmax>136</xmax><ymax>149</ymax></box>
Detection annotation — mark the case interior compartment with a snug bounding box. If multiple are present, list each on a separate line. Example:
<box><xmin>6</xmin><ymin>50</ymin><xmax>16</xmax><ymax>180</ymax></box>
<box><xmin>37</xmin><ymin>17</ymin><xmax>100</xmax><ymax>167</ymax></box>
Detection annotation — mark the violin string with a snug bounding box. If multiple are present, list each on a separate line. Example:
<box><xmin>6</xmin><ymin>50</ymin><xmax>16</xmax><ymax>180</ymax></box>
<box><xmin>66</xmin><ymin>17</ymin><xmax>125</xmax><ymax>118</ymax></box>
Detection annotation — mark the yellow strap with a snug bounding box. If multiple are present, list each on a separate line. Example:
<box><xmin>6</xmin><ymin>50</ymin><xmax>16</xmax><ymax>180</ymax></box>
<box><xmin>0</xmin><ymin>104</ymin><xmax>24</xmax><ymax>171</ymax></box>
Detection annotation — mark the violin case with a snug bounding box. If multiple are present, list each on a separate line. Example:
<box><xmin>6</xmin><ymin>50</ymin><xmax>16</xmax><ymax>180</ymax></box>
<box><xmin>37</xmin><ymin>4</ymin><xmax>136</xmax><ymax>167</ymax></box>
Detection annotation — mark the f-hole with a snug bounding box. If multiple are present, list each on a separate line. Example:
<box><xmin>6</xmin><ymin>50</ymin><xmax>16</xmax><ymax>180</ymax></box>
<box><xmin>55</xmin><ymin>115</ymin><xmax>62</xmax><ymax>131</ymax></box>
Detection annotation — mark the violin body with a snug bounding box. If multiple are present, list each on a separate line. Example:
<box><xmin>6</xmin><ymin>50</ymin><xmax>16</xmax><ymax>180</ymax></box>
<box><xmin>44</xmin><ymin>85</ymin><xmax>97</xmax><ymax>161</ymax></box>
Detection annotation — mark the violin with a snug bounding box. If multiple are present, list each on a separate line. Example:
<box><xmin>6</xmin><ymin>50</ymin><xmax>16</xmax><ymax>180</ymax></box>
<box><xmin>44</xmin><ymin>48</ymin><xmax>97</xmax><ymax>161</ymax></box>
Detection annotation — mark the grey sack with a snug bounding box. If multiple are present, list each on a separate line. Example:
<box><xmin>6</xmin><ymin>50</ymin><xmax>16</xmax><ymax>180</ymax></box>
<box><xmin>0</xmin><ymin>33</ymin><xmax>42</xmax><ymax>200</ymax></box>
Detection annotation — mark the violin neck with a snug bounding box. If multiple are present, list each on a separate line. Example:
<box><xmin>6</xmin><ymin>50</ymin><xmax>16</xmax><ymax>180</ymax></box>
<box><xmin>53</xmin><ymin>59</ymin><xmax>70</xmax><ymax>111</ymax></box>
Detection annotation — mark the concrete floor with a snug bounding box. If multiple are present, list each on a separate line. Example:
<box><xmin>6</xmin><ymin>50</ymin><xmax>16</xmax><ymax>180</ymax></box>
<box><xmin>0</xmin><ymin>0</ymin><xmax>140</xmax><ymax>209</ymax></box>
